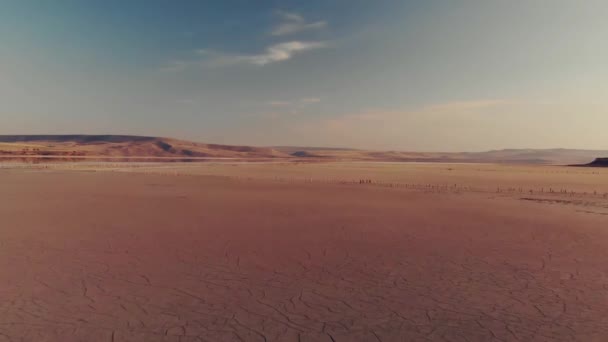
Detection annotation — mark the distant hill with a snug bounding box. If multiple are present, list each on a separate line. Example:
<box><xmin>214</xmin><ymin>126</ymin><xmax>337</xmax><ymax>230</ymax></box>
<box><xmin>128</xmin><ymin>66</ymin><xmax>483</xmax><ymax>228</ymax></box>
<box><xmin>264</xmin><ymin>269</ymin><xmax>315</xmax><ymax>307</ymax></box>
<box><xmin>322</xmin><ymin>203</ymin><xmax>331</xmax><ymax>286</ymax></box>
<box><xmin>456</xmin><ymin>149</ymin><xmax>608</xmax><ymax>165</ymax></box>
<box><xmin>290</xmin><ymin>151</ymin><xmax>327</xmax><ymax>158</ymax></box>
<box><xmin>274</xmin><ymin>147</ymin><xmax>608</xmax><ymax>165</ymax></box>
<box><xmin>0</xmin><ymin>135</ymin><xmax>288</xmax><ymax>158</ymax></box>
<box><xmin>0</xmin><ymin>135</ymin><xmax>156</xmax><ymax>144</ymax></box>
<box><xmin>273</xmin><ymin>146</ymin><xmax>360</xmax><ymax>153</ymax></box>
<box><xmin>0</xmin><ymin>135</ymin><xmax>605</xmax><ymax>165</ymax></box>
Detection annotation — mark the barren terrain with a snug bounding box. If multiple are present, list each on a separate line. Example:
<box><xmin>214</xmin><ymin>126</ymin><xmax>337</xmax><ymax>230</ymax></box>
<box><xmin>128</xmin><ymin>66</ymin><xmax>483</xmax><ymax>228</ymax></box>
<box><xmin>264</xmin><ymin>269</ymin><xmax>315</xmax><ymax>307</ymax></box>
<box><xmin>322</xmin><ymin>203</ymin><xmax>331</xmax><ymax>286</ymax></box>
<box><xmin>2</xmin><ymin>135</ymin><xmax>607</xmax><ymax>164</ymax></box>
<box><xmin>1</xmin><ymin>162</ymin><xmax>608</xmax><ymax>341</ymax></box>
<box><xmin>0</xmin><ymin>135</ymin><xmax>287</xmax><ymax>159</ymax></box>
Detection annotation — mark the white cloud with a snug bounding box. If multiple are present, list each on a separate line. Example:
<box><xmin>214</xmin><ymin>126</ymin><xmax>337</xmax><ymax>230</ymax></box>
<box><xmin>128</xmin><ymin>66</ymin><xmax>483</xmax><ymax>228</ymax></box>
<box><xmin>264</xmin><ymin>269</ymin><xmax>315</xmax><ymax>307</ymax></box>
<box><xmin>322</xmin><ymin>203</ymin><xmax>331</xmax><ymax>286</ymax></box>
<box><xmin>159</xmin><ymin>10</ymin><xmax>329</xmax><ymax>71</ymax></box>
<box><xmin>234</xmin><ymin>41</ymin><xmax>327</xmax><ymax>66</ymax></box>
<box><xmin>272</xmin><ymin>11</ymin><xmax>327</xmax><ymax>36</ymax></box>
<box><xmin>276</xmin><ymin>11</ymin><xmax>304</xmax><ymax>22</ymax></box>
<box><xmin>160</xmin><ymin>41</ymin><xmax>326</xmax><ymax>70</ymax></box>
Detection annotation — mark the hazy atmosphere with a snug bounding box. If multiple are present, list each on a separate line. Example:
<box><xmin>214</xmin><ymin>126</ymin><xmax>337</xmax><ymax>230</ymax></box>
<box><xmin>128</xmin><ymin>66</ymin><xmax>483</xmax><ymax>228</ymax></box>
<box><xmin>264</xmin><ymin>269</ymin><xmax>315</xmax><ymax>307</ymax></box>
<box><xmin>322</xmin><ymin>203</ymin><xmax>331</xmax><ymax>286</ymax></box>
<box><xmin>2</xmin><ymin>0</ymin><xmax>607</xmax><ymax>151</ymax></box>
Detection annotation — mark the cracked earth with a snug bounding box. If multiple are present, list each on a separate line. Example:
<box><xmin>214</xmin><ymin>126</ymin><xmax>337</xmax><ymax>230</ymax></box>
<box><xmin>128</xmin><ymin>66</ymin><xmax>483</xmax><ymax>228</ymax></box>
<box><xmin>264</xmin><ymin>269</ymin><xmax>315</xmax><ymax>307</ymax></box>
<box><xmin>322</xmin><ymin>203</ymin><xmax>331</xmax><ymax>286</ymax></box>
<box><xmin>1</xmin><ymin>167</ymin><xmax>608</xmax><ymax>341</ymax></box>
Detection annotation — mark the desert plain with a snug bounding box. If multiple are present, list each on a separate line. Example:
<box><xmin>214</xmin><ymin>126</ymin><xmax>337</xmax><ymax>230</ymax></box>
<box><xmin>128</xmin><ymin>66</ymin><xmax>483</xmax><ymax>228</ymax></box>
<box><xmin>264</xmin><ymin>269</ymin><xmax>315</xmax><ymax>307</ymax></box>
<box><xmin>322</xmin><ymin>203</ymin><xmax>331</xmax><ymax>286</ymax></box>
<box><xmin>2</xmin><ymin>160</ymin><xmax>608</xmax><ymax>342</ymax></box>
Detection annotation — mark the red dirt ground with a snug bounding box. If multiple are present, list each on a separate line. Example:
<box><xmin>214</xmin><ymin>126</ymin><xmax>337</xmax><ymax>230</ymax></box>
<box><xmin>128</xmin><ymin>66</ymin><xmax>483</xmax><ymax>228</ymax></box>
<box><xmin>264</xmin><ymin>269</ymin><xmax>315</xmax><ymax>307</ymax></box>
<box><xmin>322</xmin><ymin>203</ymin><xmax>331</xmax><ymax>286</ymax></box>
<box><xmin>1</xmin><ymin>169</ymin><xmax>608</xmax><ymax>341</ymax></box>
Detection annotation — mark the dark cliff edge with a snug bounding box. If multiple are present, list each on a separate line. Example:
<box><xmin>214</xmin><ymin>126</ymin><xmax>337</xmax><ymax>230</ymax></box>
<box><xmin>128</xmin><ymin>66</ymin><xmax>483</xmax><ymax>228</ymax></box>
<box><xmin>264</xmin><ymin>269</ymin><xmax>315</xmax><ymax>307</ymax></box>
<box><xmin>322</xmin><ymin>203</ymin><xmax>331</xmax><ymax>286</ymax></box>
<box><xmin>572</xmin><ymin>158</ymin><xmax>608</xmax><ymax>167</ymax></box>
<box><xmin>586</xmin><ymin>158</ymin><xmax>608</xmax><ymax>167</ymax></box>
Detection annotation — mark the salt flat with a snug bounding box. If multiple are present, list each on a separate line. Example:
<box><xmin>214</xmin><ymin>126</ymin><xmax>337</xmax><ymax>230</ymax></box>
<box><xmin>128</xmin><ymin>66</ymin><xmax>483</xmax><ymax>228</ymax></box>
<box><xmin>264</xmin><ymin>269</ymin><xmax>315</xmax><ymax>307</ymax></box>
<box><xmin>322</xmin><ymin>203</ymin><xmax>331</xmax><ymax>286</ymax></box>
<box><xmin>1</xmin><ymin>162</ymin><xmax>608</xmax><ymax>341</ymax></box>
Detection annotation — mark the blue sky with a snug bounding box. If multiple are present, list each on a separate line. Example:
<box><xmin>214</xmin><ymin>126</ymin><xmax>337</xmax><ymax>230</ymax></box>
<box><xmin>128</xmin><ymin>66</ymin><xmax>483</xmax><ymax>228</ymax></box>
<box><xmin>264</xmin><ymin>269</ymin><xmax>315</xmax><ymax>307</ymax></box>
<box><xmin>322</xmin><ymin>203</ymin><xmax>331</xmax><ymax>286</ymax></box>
<box><xmin>1</xmin><ymin>1</ymin><xmax>607</xmax><ymax>151</ymax></box>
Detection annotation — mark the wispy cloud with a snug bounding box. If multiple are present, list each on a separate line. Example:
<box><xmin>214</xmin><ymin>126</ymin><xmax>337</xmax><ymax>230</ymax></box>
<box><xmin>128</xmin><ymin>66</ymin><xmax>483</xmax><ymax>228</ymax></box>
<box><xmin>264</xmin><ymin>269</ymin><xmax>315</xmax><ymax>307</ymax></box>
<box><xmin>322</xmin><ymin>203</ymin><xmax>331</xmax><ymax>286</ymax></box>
<box><xmin>319</xmin><ymin>99</ymin><xmax>513</xmax><ymax>132</ymax></box>
<box><xmin>230</xmin><ymin>41</ymin><xmax>327</xmax><ymax>66</ymax></box>
<box><xmin>159</xmin><ymin>10</ymin><xmax>328</xmax><ymax>71</ymax></box>
<box><xmin>259</xmin><ymin>97</ymin><xmax>322</xmax><ymax>118</ymax></box>
<box><xmin>163</xmin><ymin>41</ymin><xmax>327</xmax><ymax>70</ymax></box>
<box><xmin>328</xmin><ymin>99</ymin><xmax>510</xmax><ymax>122</ymax></box>
<box><xmin>272</xmin><ymin>11</ymin><xmax>327</xmax><ymax>36</ymax></box>
<box><xmin>272</xmin><ymin>99</ymin><xmax>516</xmax><ymax>150</ymax></box>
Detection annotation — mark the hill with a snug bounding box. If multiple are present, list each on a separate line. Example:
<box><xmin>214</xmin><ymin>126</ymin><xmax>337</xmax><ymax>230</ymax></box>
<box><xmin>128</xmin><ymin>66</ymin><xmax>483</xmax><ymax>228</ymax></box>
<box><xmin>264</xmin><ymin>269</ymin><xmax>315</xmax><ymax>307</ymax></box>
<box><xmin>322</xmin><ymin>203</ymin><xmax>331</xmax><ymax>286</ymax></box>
<box><xmin>583</xmin><ymin>158</ymin><xmax>608</xmax><ymax>167</ymax></box>
<box><xmin>0</xmin><ymin>135</ymin><xmax>605</xmax><ymax>165</ymax></box>
<box><xmin>0</xmin><ymin>135</ymin><xmax>288</xmax><ymax>158</ymax></box>
<box><xmin>275</xmin><ymin>146</ymin><xmax>607</xmax><ymax>165</ymax></box>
